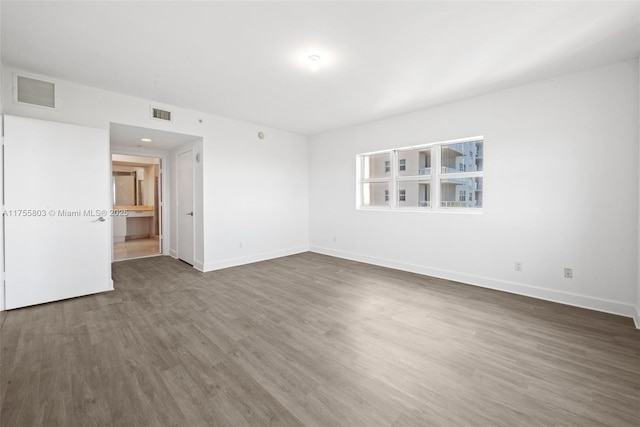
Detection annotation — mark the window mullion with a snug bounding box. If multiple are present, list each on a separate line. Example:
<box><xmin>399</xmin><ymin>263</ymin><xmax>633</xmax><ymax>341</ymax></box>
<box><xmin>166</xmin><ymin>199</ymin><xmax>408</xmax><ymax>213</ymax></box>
<box><xmin>390</xmin><ymin>150</ymin><xmax>397</xmax><ymax>208</ymax></box>
<box><xmin>433</xmin><ymin>144</ymin><xmax>441</xmax><ymax>211</ymax></box>
<box><xmin>358</xmin><ymin>155</ymin><xmax>364</xmax><ymax>207</ymax></box>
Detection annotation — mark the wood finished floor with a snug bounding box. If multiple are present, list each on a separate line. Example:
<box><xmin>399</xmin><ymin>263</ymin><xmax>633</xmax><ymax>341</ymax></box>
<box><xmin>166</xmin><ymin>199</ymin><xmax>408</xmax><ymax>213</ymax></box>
<box><xmin>1</xmin><ymin>252</ymin><xmax>638</xmax><ymax>426</ymax></box>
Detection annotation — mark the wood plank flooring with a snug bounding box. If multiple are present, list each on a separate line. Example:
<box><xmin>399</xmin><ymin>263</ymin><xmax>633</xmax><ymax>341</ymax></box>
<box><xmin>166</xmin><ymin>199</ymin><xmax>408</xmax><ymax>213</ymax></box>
<box><xmin>1</xmin><ymin>252</ymin><xmax>638</xmax><ymax>426</ymax></box>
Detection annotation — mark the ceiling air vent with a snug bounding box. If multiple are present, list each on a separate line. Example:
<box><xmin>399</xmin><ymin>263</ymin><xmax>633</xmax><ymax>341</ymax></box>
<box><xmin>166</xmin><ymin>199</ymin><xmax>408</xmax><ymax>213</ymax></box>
<box><xmin>151</xmin><ymin>107</ymin><xmax>172</xmax><ymax>122</ymax></box>
<box><xmin>16</xmin><ymin>75</ymin><xmax>55</xmax><ymax>108</ymax></box>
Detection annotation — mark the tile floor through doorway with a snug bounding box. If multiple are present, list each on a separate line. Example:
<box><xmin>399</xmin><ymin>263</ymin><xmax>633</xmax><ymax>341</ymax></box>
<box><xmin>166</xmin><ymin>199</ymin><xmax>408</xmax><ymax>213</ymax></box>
<box><xmin>114</xmin><ymin>236</ymin><xmax>160</xmax><ymax>261</ymax></box>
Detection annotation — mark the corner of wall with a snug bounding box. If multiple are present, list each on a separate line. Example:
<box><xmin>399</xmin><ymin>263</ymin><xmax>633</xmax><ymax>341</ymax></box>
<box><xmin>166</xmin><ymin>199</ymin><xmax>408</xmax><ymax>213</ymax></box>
<box><xmin>306</xmin><ymin>134</ymin><xmax>313</xmax><ymax>251</ymax></box>
<box><xmin>202</xmin><ymin>246</ymin><xmax>309</xmax><ymax>272</ymax></box>
<box><xmin>636</xmin><ymin>55</ymin><xmax>640</xmax><ymax>328</ymax></box>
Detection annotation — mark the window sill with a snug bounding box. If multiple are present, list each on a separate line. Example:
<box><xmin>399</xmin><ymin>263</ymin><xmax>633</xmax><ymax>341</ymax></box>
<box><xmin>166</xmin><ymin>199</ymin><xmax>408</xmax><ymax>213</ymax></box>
<box><xmin>357</xmin><ymin>206</ymin><xmax>483</xmax><ymax>214</ymax></box>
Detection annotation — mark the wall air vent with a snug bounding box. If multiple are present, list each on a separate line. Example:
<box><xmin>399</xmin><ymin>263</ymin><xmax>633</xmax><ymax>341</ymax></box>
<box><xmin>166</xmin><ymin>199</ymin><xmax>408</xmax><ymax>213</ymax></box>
<box><xmin>16</xmin><ymin>75</ymin><xmax>55</xmax><ymax>108</ymax></box>
<box><xmin>151</xmin><ymin>107</ymin><xmax>172</xmax><ymax>122</ymax></box>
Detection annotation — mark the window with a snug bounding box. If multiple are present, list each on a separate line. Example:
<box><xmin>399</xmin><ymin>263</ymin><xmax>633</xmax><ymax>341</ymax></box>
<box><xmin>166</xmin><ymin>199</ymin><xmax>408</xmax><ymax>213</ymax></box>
<box><xmin>357</xmin><ymin>137</ymin><xmax>483</xmax><ymax>211</ymax></box>
<box><xmin>441</xmin><ymin>178</ymin><xmax>482</xmax><ymax>207</ymax></box>
<box><xmin>360</xmin><ymin>153</ymin><xmax>391</xmax><ymax>207</ymax></box>
<box><xmin>439</xmin><ymin>139</ymin><xmax>483</xmax><ymax>208</ymax></box>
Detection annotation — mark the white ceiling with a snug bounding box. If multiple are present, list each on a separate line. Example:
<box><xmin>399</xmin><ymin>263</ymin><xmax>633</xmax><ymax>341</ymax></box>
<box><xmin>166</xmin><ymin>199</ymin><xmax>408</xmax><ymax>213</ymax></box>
<box><xmin>110</xmin><ymin>123</ymin><xmax>200</xmax><ymax>150</ymax></box>
<box><xmin>2</xmin><ymin>1</ymin><xmax>639</xmax><ymax>136</ymax></box>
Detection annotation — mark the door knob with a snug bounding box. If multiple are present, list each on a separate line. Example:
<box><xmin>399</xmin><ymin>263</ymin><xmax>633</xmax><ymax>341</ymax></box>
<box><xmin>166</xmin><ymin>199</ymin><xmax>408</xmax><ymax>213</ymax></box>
<box><xmin>186</xmin><ymin>212</ymin><xmax>194</xmax><ymax>216</ymax></box>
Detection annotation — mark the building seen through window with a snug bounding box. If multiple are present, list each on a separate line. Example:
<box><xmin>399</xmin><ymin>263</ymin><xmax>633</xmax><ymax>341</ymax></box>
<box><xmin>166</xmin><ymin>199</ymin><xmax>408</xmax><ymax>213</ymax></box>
<box><xmin>359</xmin><ymin>138</ymin><xmax>483</xmax><ymax>210</ymax></box>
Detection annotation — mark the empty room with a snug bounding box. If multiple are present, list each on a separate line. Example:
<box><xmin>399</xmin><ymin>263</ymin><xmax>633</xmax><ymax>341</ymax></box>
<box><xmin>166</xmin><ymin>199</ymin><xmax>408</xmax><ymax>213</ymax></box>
<box><xmin>0</xmin><ymin>1</ymin><xmax>639</xmax><ymax>426</ymax></box>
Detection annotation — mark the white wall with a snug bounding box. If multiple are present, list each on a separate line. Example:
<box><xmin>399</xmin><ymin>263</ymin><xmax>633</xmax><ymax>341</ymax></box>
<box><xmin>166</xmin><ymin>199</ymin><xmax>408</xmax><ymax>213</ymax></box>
<box><xmin>0</xmin><ymin>3</ymin><xmax>4</xmax><ymax>312</ymax></box>
<box><xmin>310</xmin><ymin>60</ymin><xmax>639</xmax><ymax>320</ymax></box>
<box><xmin>202</xmin><ymin>118</ymin><xmax>309</xmax><ymax>270</ymax></box>
<box><xmin>637</xmin><ymin>56</ymin><xmax>640</xmax><ymax>327</ymax></box>
<box><xmin>1</xmin><ymin>66</ymin><xmax>309</xmax><ymax>275</ymax></box>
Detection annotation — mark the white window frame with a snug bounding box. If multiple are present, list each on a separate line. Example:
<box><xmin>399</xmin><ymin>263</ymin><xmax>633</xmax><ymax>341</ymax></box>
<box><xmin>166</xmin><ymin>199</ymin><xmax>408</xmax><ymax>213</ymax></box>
<box><xmin>356</xmin><ymin>136</ymin><xmax>483</xmax><ymax>213</ymax></box>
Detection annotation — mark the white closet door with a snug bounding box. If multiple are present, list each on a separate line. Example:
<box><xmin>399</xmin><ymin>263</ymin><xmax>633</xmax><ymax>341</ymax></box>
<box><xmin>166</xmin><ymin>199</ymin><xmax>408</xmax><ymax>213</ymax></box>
<box><xmin>4</xmin><ymin>115</ymin><xmax>112</xmax><ymax>309</ymax></box>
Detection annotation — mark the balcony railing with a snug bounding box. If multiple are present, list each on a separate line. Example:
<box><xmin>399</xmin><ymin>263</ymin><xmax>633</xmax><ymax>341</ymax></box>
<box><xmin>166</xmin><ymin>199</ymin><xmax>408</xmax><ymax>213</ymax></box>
<box><xmin>441</xmin><ymin>201</ymin><xmax>481</xmax><ymax>208</ymax></box>
<box><xmin>441</xmin><ymin>166</ymin><xmax>457</xmax><ymax>174</ymax></box>
<box><xmin>419</xmin><ymin>167</ymin><xmax>431</xmax><ymax>175</ymax></box>
<box><xmin>419</xmin><ymin>201</ymin><xmax>431</xmax><ymax>207</ymax></box>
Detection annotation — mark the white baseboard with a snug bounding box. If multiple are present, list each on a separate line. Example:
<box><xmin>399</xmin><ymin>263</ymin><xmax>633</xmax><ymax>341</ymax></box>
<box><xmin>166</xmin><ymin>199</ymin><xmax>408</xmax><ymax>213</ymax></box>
<box><xmin>310</xmin><ymin>246</ymin><xmax>638</xmax><ymax>328</ymax></box>
<box><xmin>202</xmin><ymin>246</ymin><xmax>309</xmax><ymax>272</ymax></box>
<box><xmin>193</xmin><ymin>259</ymin><xmax>205</xmax><ymax>272</ymax></box>
<box><xmin>169</xmin><ymin>249</ymin><xmax>177</xmax><ymax>258</ymax></box>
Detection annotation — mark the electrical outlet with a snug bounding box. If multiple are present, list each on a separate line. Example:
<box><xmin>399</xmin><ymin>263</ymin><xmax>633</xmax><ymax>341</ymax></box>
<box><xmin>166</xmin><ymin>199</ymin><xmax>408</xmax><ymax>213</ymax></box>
<box><xmin>239</xmin><ymin>242</ymin><xmax>243</xmax><ymax>249</ymax></box>
<box><xmin>333</xmin><ymin>236</ymin><xmax>337</xmax><ymax>242</ymax></box>
<box><xmin>564</xmin><ymin>268</ymin><xmax>573</xmax><ymax>278</ymax></box>
<box><xmin>514</xmin><ymin>262</ymin><xmax>522</xmax><ymax>272</ymax></box>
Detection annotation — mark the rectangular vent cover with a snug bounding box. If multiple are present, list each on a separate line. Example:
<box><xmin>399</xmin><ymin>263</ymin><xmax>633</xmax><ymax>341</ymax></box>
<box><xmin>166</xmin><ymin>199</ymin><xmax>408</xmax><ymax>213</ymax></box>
<box><xmin>16</xmin><ymin>76</ymin><xmax>55</xmax><ymax>108</ymax></box>
<box><xmin>151</xmin><ymin>107</ymin><xmax>172</xmax><ymax>121</ymax></box>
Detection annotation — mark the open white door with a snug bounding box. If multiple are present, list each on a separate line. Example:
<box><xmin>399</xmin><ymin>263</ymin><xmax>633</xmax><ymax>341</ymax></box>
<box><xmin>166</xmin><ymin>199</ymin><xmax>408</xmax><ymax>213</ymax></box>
<box><xmin>4</xmin><ymin>115</ymin><xmax>112</xmax><ymax>309</ymax></box>
<box><xmin>177</xmin><ymin>149</ymin><xmax>194</xmax><ymax>265</ymax></box>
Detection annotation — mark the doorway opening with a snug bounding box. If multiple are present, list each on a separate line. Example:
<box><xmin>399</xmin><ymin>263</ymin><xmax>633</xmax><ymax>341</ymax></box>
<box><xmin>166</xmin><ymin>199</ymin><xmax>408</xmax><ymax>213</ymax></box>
<box><xmin>110</xmin><ymin>122</ymin><xmax>202</xmax><ymax>267</ymax></box>
<box><xmin>112</xmin><ymin>154</ymin><xmax>162</xmax><ymax>261</ymax></box>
